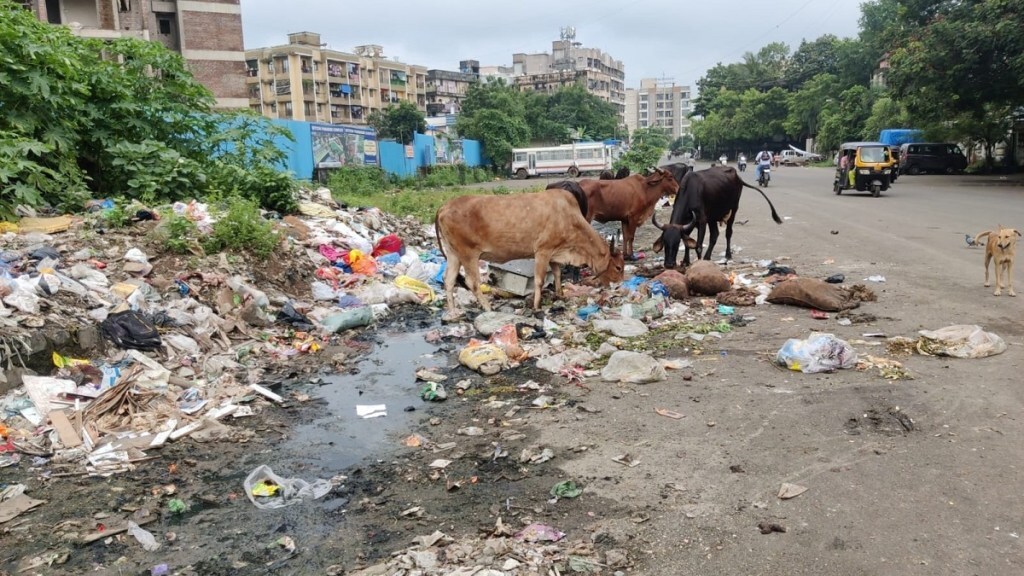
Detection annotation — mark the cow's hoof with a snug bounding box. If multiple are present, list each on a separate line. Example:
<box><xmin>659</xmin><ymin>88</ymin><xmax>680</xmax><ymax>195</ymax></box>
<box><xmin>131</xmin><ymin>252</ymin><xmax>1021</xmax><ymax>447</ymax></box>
<box><xmin>984</xmin><ymin>282</ymin><xmax>991</xmax><ymax>287</ymax></box>
<box><xmin>442</xmin><ymin>309</ymin><xmax>466</xmax><ymax>323</ymax></box>
<box><xmin>1010</xmin><ymin>291</ymin><xmax>1017</xmax><ymax>297</ymax></box>
<box><xmin>993</xmin><ymin>290</ymin><xmax>1002</xmax><ymax>296</ymax></box>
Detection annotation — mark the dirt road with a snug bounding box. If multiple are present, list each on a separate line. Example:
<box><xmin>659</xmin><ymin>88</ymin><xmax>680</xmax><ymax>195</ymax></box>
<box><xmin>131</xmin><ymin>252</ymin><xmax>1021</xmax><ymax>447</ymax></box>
<box><xmin>5</xmin><ymin>168</ymin><xmax>1022</xmax><ymax>575</ymax></box>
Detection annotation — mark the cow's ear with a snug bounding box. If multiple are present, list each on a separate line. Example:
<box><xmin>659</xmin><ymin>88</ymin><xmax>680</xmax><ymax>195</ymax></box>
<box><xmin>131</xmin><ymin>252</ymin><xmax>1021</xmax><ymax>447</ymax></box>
<box><xmin>1016</xmin><ymin>229</ymin><xmax>1022</xmax><ymax>237</ymax></box>
<box><xmin>684</xmin><ymin>237</ymin><xmax>698</xmax><ymax>248</ymax></box>
<box><xmin>653</xmin><ymin>237</ymin><xmax>664</xmax><ymax>253</ymax></box>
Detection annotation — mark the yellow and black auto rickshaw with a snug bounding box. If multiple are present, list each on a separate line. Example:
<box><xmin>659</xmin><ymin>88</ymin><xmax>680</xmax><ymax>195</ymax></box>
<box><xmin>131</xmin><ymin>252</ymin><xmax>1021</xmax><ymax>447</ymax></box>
<box><xmin>834</xmin><ymin>141</ymin><xmax>895</xmax><ymax>197</ymax></box>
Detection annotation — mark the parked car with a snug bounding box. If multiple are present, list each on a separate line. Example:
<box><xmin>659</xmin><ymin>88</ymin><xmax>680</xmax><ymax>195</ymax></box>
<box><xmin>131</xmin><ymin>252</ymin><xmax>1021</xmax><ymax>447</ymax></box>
<box><xmin>898</xmin><ymin>142</ymin><xmax>968</xmax><ymax>175</ymax></box>
<box><xmin>778</xmin><ymin>150</ymin><xmax>822</xmax><ymax>166</ymax></box>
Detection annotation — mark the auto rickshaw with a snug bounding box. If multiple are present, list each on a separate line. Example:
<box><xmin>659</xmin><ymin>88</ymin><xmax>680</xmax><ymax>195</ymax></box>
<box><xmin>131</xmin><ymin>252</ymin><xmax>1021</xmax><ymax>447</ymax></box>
<box><xmin>834</xmin><ymin>141</ymin><xmax>895</xmax><ymax>197</ymax></box>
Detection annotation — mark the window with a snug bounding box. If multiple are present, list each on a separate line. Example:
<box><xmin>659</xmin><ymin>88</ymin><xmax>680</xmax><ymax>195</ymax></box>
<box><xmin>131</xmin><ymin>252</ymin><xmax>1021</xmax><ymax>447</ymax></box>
<box><xmin>157</xmin><ymin>18</ymin><xmax>172</xmax><ymax>35</ymax></box>
<box><xmin>514</xmin><ymin>153</ymin><xmax>527</xmax><ymax>163</ymax></box>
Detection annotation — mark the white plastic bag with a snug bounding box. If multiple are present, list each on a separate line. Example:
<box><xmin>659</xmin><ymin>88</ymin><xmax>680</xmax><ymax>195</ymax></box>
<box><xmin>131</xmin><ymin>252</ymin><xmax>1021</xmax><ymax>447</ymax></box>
<box><xmin>601</xmin><ymin>350</ymin><xmax>667</xmax><ymax>383</ymax></box>
<box><xmin>311</xmin><ymin>281</ymin><xmax>338</xmax><ymax>301</ymax></box>
<box><xmin>244</xmin><ymin>465</ymin><xmax>332</xmax><ymax>510</ymax></box>
<box><xmin>127</xmin><ymin>521</ymin><xmax>160</xmax><ymax>551</ymax></box>
<box><xmin>917</xmin><ymin>325</ymin><xmax>1007</xmax><ymax>358</ymax></box>
<box><xmin>777</xmin><ymin>333</ymin><xmax>858</xmax><ymax>373</ymax></box>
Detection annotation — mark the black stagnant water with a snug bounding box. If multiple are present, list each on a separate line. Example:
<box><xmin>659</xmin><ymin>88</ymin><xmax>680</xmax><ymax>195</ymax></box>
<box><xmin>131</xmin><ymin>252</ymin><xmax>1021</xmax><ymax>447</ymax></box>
<box><xmin>282</xmin><ymin>328</ymin><xmax>444</xmax><ymax>473</ymax></box>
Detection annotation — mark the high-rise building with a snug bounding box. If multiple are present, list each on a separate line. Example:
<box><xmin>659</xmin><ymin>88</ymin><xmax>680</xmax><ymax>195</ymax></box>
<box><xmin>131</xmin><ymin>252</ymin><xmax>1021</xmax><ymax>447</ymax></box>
<box><xmin>425</xmin><ymin>60</ymin><xmax>479</xmax><ymax>117</ymax></box>
<box><xmin>625</xmin><ymin>78</ymin><xmax>693</xmax><ymax>140</ymax></box>
<box><xmin>510</xmin><ymin>27</ymin><xmax>626</xmax><ymax>126</ymax></box>
<box><xmin>20</xmin><ymin>0</ymin><xmax>248</xmax><ymax>108</ymax></box>
<box><xmin>245</xmin><ymin>32</ymin><xmax>427</xmax><ymax>125</ymax></box>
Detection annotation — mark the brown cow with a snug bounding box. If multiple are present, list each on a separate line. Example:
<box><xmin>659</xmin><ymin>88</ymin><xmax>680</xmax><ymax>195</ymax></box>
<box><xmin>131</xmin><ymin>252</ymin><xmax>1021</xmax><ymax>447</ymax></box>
<box><xmin>435</xmin><ymin>187</ymin><xmax>625</xmax><ymax>312</ymax></box>
<box><xmin>551</xmin><ymin>168</ymin><xmax>679</xmax><ymax>260</ymax></box>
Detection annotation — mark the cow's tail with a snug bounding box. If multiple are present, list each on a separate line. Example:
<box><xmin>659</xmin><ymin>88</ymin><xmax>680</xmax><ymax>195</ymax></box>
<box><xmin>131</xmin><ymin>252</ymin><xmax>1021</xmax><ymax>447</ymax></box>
<box><xmin>740</xmin><ymin>180</ymin><xmax>783</xmax><ymax>224</ymax></box>
<box><xmin>546</xmin><ymin>180</ymin><xmax>589</xmax><ymax>218</ymax></box>
<box><xmin>434</xmin><ymin>208</ymin><xmax>447</xmax><ymax>259</ymax></box>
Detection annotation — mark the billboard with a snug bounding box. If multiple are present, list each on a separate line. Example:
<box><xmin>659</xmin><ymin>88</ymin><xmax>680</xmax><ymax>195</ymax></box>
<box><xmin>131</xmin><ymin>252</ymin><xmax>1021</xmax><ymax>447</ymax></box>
<box><xmin>311</xmin><ymin>123</ymin><xmax>378</xmax><ymax>168</ymax></box>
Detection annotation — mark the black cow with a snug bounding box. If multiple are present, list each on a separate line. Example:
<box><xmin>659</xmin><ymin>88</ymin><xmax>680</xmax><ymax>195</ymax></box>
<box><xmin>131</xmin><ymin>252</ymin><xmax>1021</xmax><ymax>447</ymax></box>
<box><xmin>653</xmin><ymin>165</ymin><xmax>782</xmax><ymax>268</ymax></box>
<box><xmin>599</xmin><ymin>170</ymin><xmax>615</xmax><ymax>180</ymax></box>
<box><xmin>661</xmin><ymin>162</ymin><xmax>693</xmax><ymax>188</ymax></box>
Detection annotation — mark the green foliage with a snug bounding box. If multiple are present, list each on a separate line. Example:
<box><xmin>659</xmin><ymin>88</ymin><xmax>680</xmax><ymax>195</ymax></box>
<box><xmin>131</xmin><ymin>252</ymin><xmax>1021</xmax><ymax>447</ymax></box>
<box><xmin>333</xmin><ymin>185</ymin><xmax>540</xmax><ymax>224</ymax></box>
<box><xmin>203</xmin><ymin>198</ymin><xmax>280</xmax><ymax>259</ymax></box>
<box><xmin>100</xmin><ymin>202</ymin><xmax>131</xmax><ymax>229</ymax></box>
<box><xmin>368</xmin><ymin>101</ymin><xmax>427</xmax><ymax>144</ymax></box>
<box><xmin>458</xmin><ymin>78</ymin><xmax>621</xmax><ymax>166</ymax></box>
<box><xmin>163</xmin><ymin>213</ymin><xmax>200</xmax><ymax>255</ymax></box>
<box><xmin>0</xmin><ymin>1</ymin><xmax>297</xmax><ymax>217</ymax></box>
<box><xmin>615</xmin><ymin>128</ymin><xmax>668</xmax><ymax>174</ymax></box>
<box><xmin>327</xmin><ymin>166</ymin><xmax>393</xmax><ymax>197</ymax></box>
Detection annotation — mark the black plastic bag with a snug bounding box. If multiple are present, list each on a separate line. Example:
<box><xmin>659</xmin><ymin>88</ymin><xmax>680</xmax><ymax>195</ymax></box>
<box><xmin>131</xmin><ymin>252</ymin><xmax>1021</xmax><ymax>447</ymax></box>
<box><xmin>276</xmin><ymin>302</ymin><xmax>315</xmax><ymax>331</ymax></box>
<box><xmin>29</xmin><ymin>246</ymin><xmax>60</xmax><ymax>261</ymax></box>
<box><xmin>100</xmin><ymin>310</ymin><xmax>162</xmax><ymax>350</ymax></box>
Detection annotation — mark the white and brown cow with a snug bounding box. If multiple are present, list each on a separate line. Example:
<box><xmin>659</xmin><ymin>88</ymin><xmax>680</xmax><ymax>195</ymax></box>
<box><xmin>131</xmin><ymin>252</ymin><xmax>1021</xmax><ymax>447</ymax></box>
<box><xmin>435</xmin><ymin>185</ymin><xmax>625</xmax><ymax>312</ymax></box>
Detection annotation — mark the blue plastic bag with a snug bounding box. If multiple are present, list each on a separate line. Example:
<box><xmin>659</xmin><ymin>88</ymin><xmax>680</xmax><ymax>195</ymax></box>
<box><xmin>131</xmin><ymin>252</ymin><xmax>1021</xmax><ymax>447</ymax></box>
<box><xmin>648</xmin><ymin>280</ymin><xmax>669</xmax><ymax>298</ymax></box>
<box><xmin>622</xmin><ymin>276</ymin><xmax>646</xmax><ymax>291</ymax></box>
<box><xmin>577</xmin><ymin>304</ymin><xmax>601</xmax><ymax>320</ymax></box>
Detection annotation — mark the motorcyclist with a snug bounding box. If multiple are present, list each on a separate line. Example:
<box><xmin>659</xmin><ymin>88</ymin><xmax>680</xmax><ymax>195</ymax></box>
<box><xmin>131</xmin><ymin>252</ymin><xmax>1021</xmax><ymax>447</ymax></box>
<box><xmin>738</xmin><ymin>154</ymin><xmax>748</xmax><ymax>171</ymax></box>
<box><xmin>719</xmin><ymin>153</ymin><xmax>728</xmax><ymax>165</ymax></box>
<box><xmin>755</xmin><ymin>146</ymin><xmax>772</xmax><ymax>182</ymax></box>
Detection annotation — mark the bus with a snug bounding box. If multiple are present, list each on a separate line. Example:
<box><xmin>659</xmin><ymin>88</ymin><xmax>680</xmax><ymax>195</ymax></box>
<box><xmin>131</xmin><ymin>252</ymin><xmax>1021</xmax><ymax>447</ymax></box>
<box><xmin>510</xmin><ymin>142</ymin><xmax>619</xmax><ymax>179</ymax></box>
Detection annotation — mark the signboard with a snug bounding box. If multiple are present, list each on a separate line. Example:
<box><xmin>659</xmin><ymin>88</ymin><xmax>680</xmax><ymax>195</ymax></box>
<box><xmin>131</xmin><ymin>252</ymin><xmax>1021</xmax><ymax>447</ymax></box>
<box><xmin>311</xmin><ymin>123</ymin><xmax>378</xmax><ymax>168</ymax></box>
<box><xmin>405</xmin><ymin>145</ymin><xmax>414</xmax><ymax>159</ymax></box>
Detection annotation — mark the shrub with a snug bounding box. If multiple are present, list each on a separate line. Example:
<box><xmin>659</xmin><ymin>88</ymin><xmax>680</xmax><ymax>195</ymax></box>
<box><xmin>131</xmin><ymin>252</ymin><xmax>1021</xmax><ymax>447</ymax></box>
<box><xmin>202</xmin><ymin>197</ymin><xmax>279</xmax><ymax>258</ymax></box>
<box><xmin>162</xmin><ymin>213</ymin><xmax>200</xmax><ymax>255</ymax></box>
<box><xmin>326</xmin><ymin>166</ymin><xmax>392</xmax><ymax>197</ymax></box>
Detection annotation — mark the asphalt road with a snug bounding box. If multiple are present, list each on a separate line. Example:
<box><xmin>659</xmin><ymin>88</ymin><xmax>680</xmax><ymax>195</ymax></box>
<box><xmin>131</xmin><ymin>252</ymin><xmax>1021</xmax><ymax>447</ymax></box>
<box><xmin>505</xmin><ymin>165</ymin><xmax>1024</xmax><ymax>575</ymax></box>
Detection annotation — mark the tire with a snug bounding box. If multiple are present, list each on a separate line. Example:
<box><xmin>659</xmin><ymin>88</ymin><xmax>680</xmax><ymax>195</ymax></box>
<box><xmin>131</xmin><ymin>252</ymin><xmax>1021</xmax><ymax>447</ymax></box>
<box><xmin>834</xmin><ymin>181</ymin><xmax>842</xmax><ymax>195</ymax></box>
<box><xmin>567</xmin><ymin>166</ymin><xmax>580</xmax><ymax>178</ymax></box>
<box><xmin>871</xmin><ymin>184</ymin><xmax>881</xmax><ymax>197</ymax></box>
<box><xmin>515</xmin><ymin>168</ymin><xmax>528</xmax><ymax>180</ymax></box>
<box><xmin>907</xmin><ymin>165</ymin><xmax>921</xmax><ymax>176</ymax></box>
<box><xmin>944</xmin><ymin>166</ymin><xmax>955</xmax><ymax>175</ymax></box>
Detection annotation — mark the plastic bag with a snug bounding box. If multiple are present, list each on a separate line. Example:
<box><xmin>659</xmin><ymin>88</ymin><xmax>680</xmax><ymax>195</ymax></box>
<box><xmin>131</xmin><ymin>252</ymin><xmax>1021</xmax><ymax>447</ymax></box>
<box><xmin>348</xmin><ymin>250</ymin><xmax>378</xmax><ymax>276</ymax></box>
<box><xmin>600</xmin><ymin>351</ymin><xmax>667</xmax><ymax>383</ymax></box>
<box><xmin>372</xmin><ymin>233</ymin><xmax>404</xmax><ymax>257</ymax></box>
<box><xmin>277</xmin><ymin>302</ymin><xmax>315</xmax><ymax>331</ymax></box>
<box><xmin>100</xmin><ymin>310</ymin><xmax>162</xmax><ymax>350</ymax></box>
<box><xmin>917</xmin><ymin>325</ymin><xmax>1007</xmax><ymax>359</ymax></box>
<box><xmin>394</xmin><ymin>275</ymin><xmax>435</xmax><ymax>303</ymax></box>
<box><xmin>776</xmin><ymin>333</ymin><xmax>858</xmax><ymax>373</ymax></box>
<box><xmin>318</xmin><ymin>244</ymin><xmax>343</xmax><ymax>263</ymax></box>
<box><xmin>243</xmin><ymin>465</ymin><xmax>332</xmax><ymax>509</ymax></box>
<box><xmin>127</xmin><ymin>521</ymin><xmax>160</xmax><ymax>551</ymax></box>
<box><xmin>311</xmin><ymin>281</ymin><xmax>339</xmax><ymax>301</ymax></box>
<box><xmin>489</xmin><ymin>324</ymin><xmax>526</xmax><ymax>361</ymax></box>
<box><xmin>458</xmin><ymin>341</ymin><xmax>509</xmax><ymax>374</ymax></box>
<box><xmin>321</xmin><ymin>306</ymin><xmax>374</xmax><ymax>333</ymax></box>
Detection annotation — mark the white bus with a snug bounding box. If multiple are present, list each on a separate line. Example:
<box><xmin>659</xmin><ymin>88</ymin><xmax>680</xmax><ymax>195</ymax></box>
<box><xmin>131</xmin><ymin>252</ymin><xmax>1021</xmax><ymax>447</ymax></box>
<box><xmin>510</xmin><ymin>142</ymin><xmax>619</xmax><ymax>179</ymax></box>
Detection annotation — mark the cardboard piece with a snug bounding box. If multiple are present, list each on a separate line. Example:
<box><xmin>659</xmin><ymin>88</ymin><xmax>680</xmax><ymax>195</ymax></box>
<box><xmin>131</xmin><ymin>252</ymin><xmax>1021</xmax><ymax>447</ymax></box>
<box><xmin>0</xmin><ymin>494</ymin><xmax>46</xmax><ymax>524</ymax></box>
<box><xmin>48</xmin><ymin>410</ymin><xmax>82</xmax><ymax>448</ymax></box>
<box><xmin>17</xmin><ymin>215</ymin><xmax>73</xmax><ymax>234</ymax></box>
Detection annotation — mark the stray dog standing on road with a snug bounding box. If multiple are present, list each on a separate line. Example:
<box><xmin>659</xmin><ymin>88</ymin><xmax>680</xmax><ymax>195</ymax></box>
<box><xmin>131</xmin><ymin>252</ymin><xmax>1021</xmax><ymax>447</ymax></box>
<box><xmin>974</xmin><ymin>225</ymin><xmax>1021</xmax><ymax>296</ymax></box>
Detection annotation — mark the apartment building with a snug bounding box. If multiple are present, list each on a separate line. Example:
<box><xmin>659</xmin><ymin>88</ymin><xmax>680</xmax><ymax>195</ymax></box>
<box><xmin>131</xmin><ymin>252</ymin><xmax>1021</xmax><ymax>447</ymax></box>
<box><xmin>245</xmin><ymin>32</ymin><xmax>427</xmax><ymax>126</ymax></box>
<box><xmin>425</xmin><ymin>60</ymin><xmax>479</xmax><ymax>117</ymax></box>
<box><xmin>20</xmin><ymin>0</ymin><xmax>248</xmax><ymax>108</ymax></box>
<box><xmin>511</xmin><ymin>28</ymin><xmax>626</xmax><ymax>125</ymax></box>
<box><xmin>624</xmin><ymin>78</ymin><xmax>693</xmax><ymax>140</ymax></box>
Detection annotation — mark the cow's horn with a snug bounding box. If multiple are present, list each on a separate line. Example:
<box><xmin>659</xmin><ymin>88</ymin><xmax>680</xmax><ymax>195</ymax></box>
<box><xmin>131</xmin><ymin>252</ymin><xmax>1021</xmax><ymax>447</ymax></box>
<box><xmin>682</xmin><ymin>210</ymin><xmax>698</xmax><ymax>234</ymax></box>
<box><xmin>608</xmin><ymin>235</ymin><xmax>616</xmax><ymax>252</ymax></box>
<box><xmin>652</xmin><ymin>211</ymin><xmax>665</xmax><ymax>230</ymax></box>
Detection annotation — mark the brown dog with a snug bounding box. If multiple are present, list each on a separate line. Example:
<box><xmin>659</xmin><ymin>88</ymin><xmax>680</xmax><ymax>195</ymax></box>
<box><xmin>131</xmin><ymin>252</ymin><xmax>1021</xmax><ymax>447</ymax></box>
<box><xmin>974</xmin><ymin>225</ymin><xmax>1021</xmax><ymax>296</ymax></box>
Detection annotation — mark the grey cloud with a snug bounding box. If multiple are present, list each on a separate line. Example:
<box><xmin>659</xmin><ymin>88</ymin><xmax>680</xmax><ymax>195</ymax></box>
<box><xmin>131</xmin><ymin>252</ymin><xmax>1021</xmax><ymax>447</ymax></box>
<box><xmin>241</xmin><ymin>0</ymin><xmax>863</xmax><ymax>89</ymax></box>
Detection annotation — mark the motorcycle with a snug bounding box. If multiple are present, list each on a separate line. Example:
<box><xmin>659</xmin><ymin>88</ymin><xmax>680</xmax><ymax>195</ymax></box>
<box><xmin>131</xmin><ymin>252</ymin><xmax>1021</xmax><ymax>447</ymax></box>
<box><xmin>719</xmin><ymin>155</ymin><xmax>728</xmax><ymax>166</ymax></box>
<box><xmin>738</xmin><ymin>156</ymin><xmax>747</xmax><ymax>172</ymax></box>
<box><xmin>758</xmin><ymin>166</ymin><xmax>771</xmax><ymax>187</ymax></box>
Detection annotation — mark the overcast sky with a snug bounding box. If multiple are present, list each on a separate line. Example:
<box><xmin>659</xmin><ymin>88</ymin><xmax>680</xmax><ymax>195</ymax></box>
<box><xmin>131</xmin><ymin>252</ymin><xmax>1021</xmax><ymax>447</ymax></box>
<box><xmin>241</xmin><ymin>0</ymin><xmax>865</xmax><ymax>90</ymax></box>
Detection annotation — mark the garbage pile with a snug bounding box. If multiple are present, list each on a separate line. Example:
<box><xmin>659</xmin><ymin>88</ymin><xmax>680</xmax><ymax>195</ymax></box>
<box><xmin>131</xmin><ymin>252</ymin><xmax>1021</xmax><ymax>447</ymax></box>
<box><xmin>346</xmin><ymin>522</ymin><xmax>627</xmax><ymax>575</ymax></box>
<box><xmin>0</xmin><ymin>188</ymin><xmax>444</xmax><ymax>483</ymax></box>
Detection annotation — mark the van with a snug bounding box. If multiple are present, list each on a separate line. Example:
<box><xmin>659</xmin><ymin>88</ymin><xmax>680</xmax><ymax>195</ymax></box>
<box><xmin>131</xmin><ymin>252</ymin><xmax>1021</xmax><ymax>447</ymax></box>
<box><xmin>898</xmin><ymin>142</ymin><xmax>968</xmax><ymax>175</ymax></box>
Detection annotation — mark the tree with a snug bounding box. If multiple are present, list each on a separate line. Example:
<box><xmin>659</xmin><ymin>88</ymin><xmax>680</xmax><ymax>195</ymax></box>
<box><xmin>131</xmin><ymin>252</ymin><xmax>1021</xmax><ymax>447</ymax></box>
<box><xmin>785</xmin><ymin>73</ymin><xmax>841</xmax><ymax>141</ymax></box>
<box><xmin>456</xmin><ymin>79</ymin><xmax>530</xmax><ymax>168</ymax></box>
<box><xmin>0</xmin><ymin>0</ymin><xmax>294</xmax><ymax>216</ymax></box>
<box><xmin>368</xmin><ymin>101</ymin><xmax>426</xmax><ymax>144</ymax></box>
<box><xmin>616</xmin><ymin>127</ymin><xmax>669</xmax><ymax>173</ymax></box>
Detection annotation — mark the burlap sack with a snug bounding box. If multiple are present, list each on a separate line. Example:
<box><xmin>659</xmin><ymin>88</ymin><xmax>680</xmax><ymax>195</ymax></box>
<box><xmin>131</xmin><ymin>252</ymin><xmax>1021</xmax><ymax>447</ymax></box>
<box><xmin>685</xmin><ymin>261</ymin><xmax>731</xmax><ymax>295</ymax></box>
<box><xmin>767</xmin><ymin>277</ymin><xmax>865</xmax><ymax>311</ymax></box>
<box><xmin>654</xmin><ymin>269</ymin><xmax>689</xmax><ymax>300</ymax></box>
